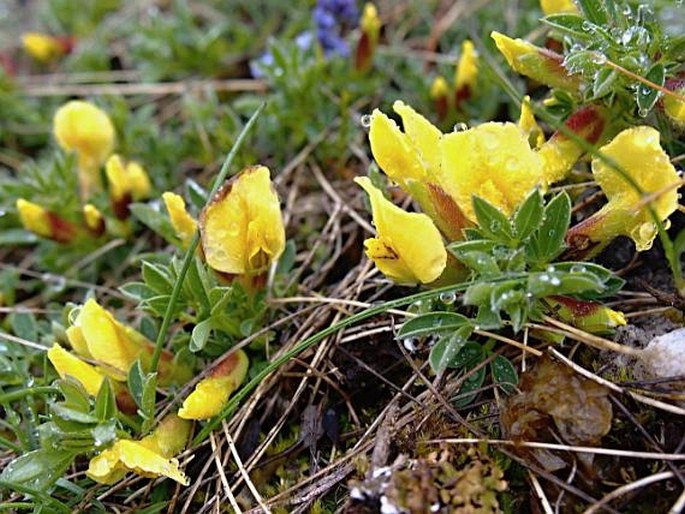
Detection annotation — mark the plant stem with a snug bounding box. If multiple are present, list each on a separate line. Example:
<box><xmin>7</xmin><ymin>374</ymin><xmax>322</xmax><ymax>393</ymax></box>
<box><xmin>0</xmin><ymin>386</ymin><xmax>59</xmax><ymax>404</ymax></box>
<box><xmin>150</xmin><ymin>102</ymin><xmax>266</xmax><ymax>373</ymax></box>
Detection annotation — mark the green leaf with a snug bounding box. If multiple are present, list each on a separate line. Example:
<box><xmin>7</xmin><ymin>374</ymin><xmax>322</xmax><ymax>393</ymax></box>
<box><xmin>447</xmin><ymin>240</ymin><xmax>497</xmax><ymax>256</ymax></box>
<box><xmin>576</xmin><ymin>0</ymin><xmax>608</xmax><ymax>25</ymax></box>
<box><xmin>127</xmin><ymin>360</ymin><xmax>146</xmax><ymax>409</ymax></box>
<box><xmin>542</xmin><ymin>14</ymin><xmax>591</xmax><ymax>39</ymax></box>
<box><xmin>119</xmin><ymin>282</ymin><xmax>156</xmax><ymax>302</ymax></box>
<box><xmin>129</xmin><ymin>203</ymin><xmax>177</xmax><ymax>244</ymax></box>
<box><xmin>0</xmin><ymin>449</ymin><xmax>76</xmax><ymax>492</ymax></box>
<box><xmin>472</xmin><ymin>196</ymin><xmax>514</xmax><ymax>243</ymax></box>
<box><xmin>491</xmin><ymin>355</ymin><xmax>518</xmax><ymax>394</ymax></box>
<box><xmin>453</xmin><ymin>365</ymin><xmax>486</xmax><ymax>407</ymax></box>
<box><xmin>636</xmin><ymin>63</ymin><xmax>665</xmax><ymax>114</ymax></box>
<box><xmin>593</xmin><ymin>68</ymin><xmax>618</xmax><ymax>99</ymax></box>
<box><xmin>452</xmin><ymin>251</ymin><xmax>500</xmax><ymax>276</ymax></box>
<box><xmin>56</xmin><ymin>378</ymin><xmax>90</xmax><ymax>412</ymax></box>
<box><xmin>527</xmin><ymin>192</ymin><xmax>571</xmax><ymax>264</ymax></box>
<box><xmin>50</xmin><ymin>404</ymin><xmax>99</xmax><ymax>424</ymax></box>
<box><xmin>186</xmin><ymin>178</ymin><xmax>208</xmax><ymax>210</ymax></box>
<box><xmin>450</xmin><ymin>341</ymin><xmax>484</xmax><ymax>369</ymax></box>
<box><xmin>396</xmin><ymin>312</ymin><xmax>470</xmax><ymax>340</ymax></box>
<box><xmin>190</xmin><ymin>318</ymin><xmax>213</xmax><ymax>352</ymax></box>
<box><xmin>142</xmin><ymin>261</ymin><xmax>174</xmax><ymax>295</ymax></box>
<box><xmin>428</xmin><ymin>326</ymin><xmax>472</xmax><ymax>374</ymax></box>
<box><xmin>94</xmin><ymin>379</ymin><xmax>117</xmax><ymax>421</ymax></box>
<box><xmin>140</xmin><ymin>373</ymin><xmax>158</xmax><ymax>432</ymax></box>
<box><xmin>9</xmin><ymin>312</ymin><xmax>38</xmax><ymax>342</ymax></box>
<box><xmin>0</xmin><ymin>229</ymin><xmax>39</xmax><ymax>246</ymax></box>
<box><xmin>513</xmin><ymin>189</ymin><xmax>544</xmax><ymax>241</ymax></box>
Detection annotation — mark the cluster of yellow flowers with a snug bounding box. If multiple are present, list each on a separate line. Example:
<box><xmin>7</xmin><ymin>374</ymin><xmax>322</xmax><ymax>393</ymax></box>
<box><xmin>430</xmin><ymin>39</ymin><xmax>478</xmax><ymax>119</ymax></box>
<box><xmin>16</xmin><ymin>101</ymin><xmax>153</xmax><ymax>243</ymax></box>
<box><xmin>357</xmin><ymin>94</ymin><xmax>679</xmax><ymax>283</ymax></box>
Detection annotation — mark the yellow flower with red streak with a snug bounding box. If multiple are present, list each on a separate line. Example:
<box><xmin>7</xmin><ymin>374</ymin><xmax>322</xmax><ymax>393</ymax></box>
<box><xmin>199</xmin><ymin>166</ymin><xmax>285</xmax><ymax>277</ymax></box>
<box><xmin>355</xmin><ymin>3</ymin><xmax>381</xmax><ymax>72</ymax></box>
<box><xmin>355</xmin><ymin>177</ymin><xmax>447</xmax><ymax>284</ymax></box>
<box><xmin>518</xmin><ymin>95</ymin><xmax>545</xmax><ymax>148</ymax></box>
<box><xmin>53</xmin><ymin>100</ymin><xmax>115</xmax><ymax>198</ymax></box>
<box><xmin>83</xmin><ymin>204</ymin><xmax>105</xmax><ymax>237</ymax></box>
<box><xmin>65</xmin><ymin>298</ymin><xmax>191</xmax><ymax>385</ymax></box>
<box><xmin>455</xmin><ymin>40</ymin><xmax>478</xmax><ymax>108</ymax></box>
<box><xmin>87</xmin><ymin>414</ymin><xmax>191</xmax><ymax>485</ymax></box>
<box><xmin>16</xmin><ymin>199</ymin><xmax>78</xmax><ymax>243</ymax></box>
<box><xmin>491</xmin><ymin>31</ymin><xmax>581</xmax><ymax>93</ymax></box>
<box><xmin>178</xmin><ymin>350</ymin><xmax>249</xmax><ymax>420</ymax></box>
<box><xmin>163</xmin><ymin>192</ymin><xmax>197</xmax><ymax>248</ymax></box>
<box><xmin>566</xmin><ymin>126</ymin><xmax>680</xmax><ymax>257</ymax></box>
<box><xmin>105</xmin><ymin>155</ymin><xmax>152</xmax><ymax>219</ymax></box>
<box><xmin>22</xmin><ymin>32</ymin><xmax>68</xmax><ymax>62</ymax></box>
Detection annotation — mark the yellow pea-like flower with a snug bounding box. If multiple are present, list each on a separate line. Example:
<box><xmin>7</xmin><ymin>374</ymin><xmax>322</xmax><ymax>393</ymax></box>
<box><xmin>199</xmin><ymin>166</ymin><xmax>285</xmax><ymax>276</ymax></box>
<box><xmin>83</xmin><ymin>204</ymin><xmax>105</xmax><ymax>237</ymax></box>
<box><xmin>455</xmin><ymin>40</ymin><xmax>478</xmax><ymax>107</ymax></box>
<box><xmin>548</xmin><ymin>296</ymin><xmax>626</xmax><ymax>334</ymax></box>
<box><xmin>47</xmin><ymin>344</ymin><xmax>105</xmax><ymax>396</ymax></box>
<box><xmin>106</xmin><ymin>155</ymin><xmax>152</xmax><ymax>219</ymax></box>
<box><xmin>53</xmin><ymin>101</ymin><xmax>115</xmax><ymax>198</ymax></box>
<box><xmin>355</xmin><ymin>177</ymin><xmax>446</xmax><ymax>284</ymax></box>
<box><xmin>22</xmin><ymin>32</ymin><xmax>66</xmax><ymax>62</ymax></box>
<box><xmin>540</xmin><ymin>0</ymin><xmax>579</xmax><ymax>15</ymax></box>
<box><xmin>16</xmin><ymin>198</ymin><xmax>77</xmax><ymax>243</ymax></box>
<box><xmin>491</xmin><ymin>31</ymin><xmax>581</xmax><ymax>93</ymax></box>
<box><xmin>162</xmin><ymin>192</ymin><xmax>197</xmax><ymax>248</ymax></box>
<box><xmin>178</xmin><ymin>350</ymin><xmax>249</xmax><ymax>420</ymax></box>
<box><xmin>87</xmin><ymin>414</ymin><xmax>191</xmax><ymax>485</ymax></box>
<box><xmin>355</xmin><ymin>3</ymin><xmax>380</xmax><ymax>71</ymax></box>
<box><xmin>566</xmin><ymin>126</ymin><xmax>680</xmax><ymax>257</ymax></box>
<box><xmin>439</xmin><ymin>122</ymin><xmax>544</xmax><ymax>222</ymax></box>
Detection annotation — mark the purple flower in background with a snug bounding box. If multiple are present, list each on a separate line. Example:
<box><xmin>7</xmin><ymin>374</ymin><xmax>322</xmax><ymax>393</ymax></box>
<box><xmin>250</xmin><ymin>31</ymin><xmax>315</xmax><ymax>78</ymax></box>
<box><xmin>313</xmin><ymin>0</ymin><xmax>359</xmax><ymax>57</ymax></box>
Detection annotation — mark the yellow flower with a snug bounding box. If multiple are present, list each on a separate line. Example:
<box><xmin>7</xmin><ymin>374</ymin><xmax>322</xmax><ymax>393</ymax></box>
<box><xmin>548</xmin><ymin>296</ymin><xmax>625</xmax><ymax>334</ymax></box>
<box><xmin>355</xmin><ymin>177</ymin><xmax>447</xmax><ymax>284</ymax></box>
<box><xmin>540</xmin><ymin>0</ymin><xmax>579</xmax><ymax>15</ymax></box>
<box><xmin>663</xmin><ymin>79</ymin><xmax>685</xmax><ymax>127</ymax></box>
<box><xmin>47</xmin><ymin>344</ymin><xmax>105</xmax><ymax>395</ymax></box>
<box><xmin>430</xmin><ymin>76</ymin><xmax>449</xmax><ymax>100</ymax></box>
<box><xmin>53</xmin><ymin>101</ymin><xmax>115</xmax><ymax>198</ymax></box>
<box><xmin>518</xmin><ymin>95</ymin><xmax>545</xmax><ymax>148</ymax></box>
<box><xmin>491</xmin><ymin>31</ymin><xmax>581</xmax><ymax>92</ymax></box>
<box><xmin>179</xmin><ymin>350</ymin><xmax>249</xmax><ymax>420</ymax></box>
<box><xmin>440</xmin><ymin>122</ymin><xmax>544</xmax><ymax>221</ymax></box>
<box><xmin>83</xmin><ymin>204</ymin><xmax>105</xmax><ymax>237</ymax></box>
<box><xmin>162</xmin><ymin>192</ymin><xmax>197</xmax><ymax>248</ymax></box>
<box><xmin>455</xmin><ymin>40</ymin><xmax>478</xmax><ymax>106</ymax></box>
<box><xmin>566</xmin><ymin>126</ymin><xmax>681</xmax><ymax>257</ymax></box>
<box><xmin>22</xmin><ymin>32</ymin><xmax>66</xmax><ymax>62</ymax></box>
<box><xmin>87</xmin><ymin>414</ymin><xmax>191</xmax><ymax>485</ymax></box>
<box><xmin>199</xmin><ymin>166</ymin><xmax>285</xmax><ymax>276</ymax></box>
<box><xmin>16</xmin><ymin>198</ymin><xmax>77</xmax><ymax>243</ymax></box>
<box><xmin>355</xmin><ymin>3</ymin><xmax>380</xmax><ymax>71</ymax></box>
<box><xmin>65</xmin><ymin>298</ymin><xmax>192</xmax><ymax>386</ymax></box>
<box><xmin>106</xmin><ymin>155</ymin><xmax>152</xmax><ymax>219</ymax></box>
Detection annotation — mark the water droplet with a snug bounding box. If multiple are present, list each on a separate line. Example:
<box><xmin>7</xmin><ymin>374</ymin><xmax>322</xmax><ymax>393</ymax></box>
<box><xmin>227</xmin><ymin>222</ymin><xmax>240</xmax><ymax>236</ymax></box>
<box><xmin>546</xmin><ymin>265</ymin><xmax>556</xmax><ymax>272</ymax></box>
<box><xmin>505</xmin><ymin>158</ymin><xmax>519</xmax><ymax>172</ymax></box>
<box><xmin>570</xmin><ymin>264</ymin><xmax>586</xmax><ymax>273</ymax></box>
<box><xmin>550</xmin><ymin>276</ymin><xmax>561</xmax><ymax>286</ymax></box>
<box><xmin>360</xmin><ymin>114</ymin><xmax>372</xmax><ymax>128</ymax></box>
<box><xmin>539</xmin><ymin>274</ymin><xmax>550</xmax><ymax>282</ymax></box>
<box><xmin>453</xmin><ymin>122</ymin><xmax>469</xmax><ymax>132</ymax></box>
<box><xmin>591</xmin><ymin>52</ymin><xmax>607</xmax><ymax>65</ymax></box>
<box><xmin>638</xmin><ymin>107</ymin><xmax>649</xmax><ymax>118</ymax></box>
<box><xmin>490</xmin><ymin>221</ymin><xmax>501</xmax><ymax>231</ymax></box>
<box><xmin>439</xmin><ymin>292</ymin><xmax>456</xmax><ymax>304</ymax></box>
<box><xmin>0</xmin><ymin>209</ymin><xmax>6</xmax><ymax>217</ymax></box>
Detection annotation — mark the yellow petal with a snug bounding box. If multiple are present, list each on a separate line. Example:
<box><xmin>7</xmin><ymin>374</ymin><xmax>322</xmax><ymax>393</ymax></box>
<box><xmin>22</xmin><ymin>32</ymin><xmax>64</xmax><ymax>62</ymax></box>
<box><xmin>393</xmin><ymin>100</ymin><xmax>443</xmax><ymax>174</ymax></box>
<box><xmin>162</xmin><ymin>192</ymin><xmax>197</xmax><ymax>248</ymax></box>
<box><xmin>360</xmin><ymin>3</ymin><xmax>380</xmax><ymax>43</ymax></box>
<box><xmin>440</xmin><ymin>123</ymin><xmax>543</xmax><ymax>221</ymax></box>
<box><xmin>83</xmin><ymin>204</ymin><xmax>105</xmax><ymax>235</ymax></box>
<box><xmin>518</xmin><ymin>95</ymin><xmax>545</xmax><ymax>148</ymax></box>
<box><xmin>593</xmin><ymin>127</ymin><xmax>678</xmax><ymax>214</ymax></box>
<box><xmin>65</xmin><ymin>325</ymin><xmax>92</xmax><ymax>359</ymax></box>
<box><xmin>179</xmin><ymin>350</ymin><xmax>249</xmax><ymax>420</ymax></box>
<box><xmin>540</xmin><ymin>0</ymin><xmax>579</xmax><ymax>15</ymax></box>
<box><xmin>430</xmin><ymin>76</ymin><xmax>449</xmax><ymax>99</ymax></box>
<box><xmin>356</xmin><ymin>177</ymin><xmax>446</xmax><ymax>284</ymax></box>
<box><xmin>88</xmin><ymin>440</ymin><xmax>188</xmax><ymax>485</ymax></box>
<box><xmin>47</xmin><ymin>344</ymin><xmax>104</xmax><ymax>396</ymax></box>
<box><xmin>126</xmin><ymin>160</ymin><xmax>152</xmax><ymax>200</ymax></box>
<box><xmin>664</xmin><ymin>95</ymin><xmax>685</xmax><ymax>124</ymax></box>
<box><xmin>105</xmin><ymin>155</ymin><xmax>129</xmax><ymax>203</ymax></box>
<box><xmin>369</xmin><ymin>109</ymin><xmax>427</xmax><ymax>187</ymax></box>
<box><xmin>139</xmin><ymin>414</ymin><xmax>191</xmax><ymax>457</ymax></box>
<box><xmin>200</xmin><ymin>166</ymin><xmax>285</xmax><ymax>275</ymax></box>
<box><xmin>455</xmin><ymin>40</ymin><xmax>478</xmax><ymax>91</ymax></box>
<box><xmin>73</xmin><ymin>299</ymin><xmax>143</xmax><ymax>378</ymax></box>
<box><xmin>16</xmin><ymin>199</ymin><xmax>51</xmax><ymax>238</ymax></box>
<box><xmin>53</xmin><ymin>101</ymin><xmax>115</xmax><ymax>194</ymax></box>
